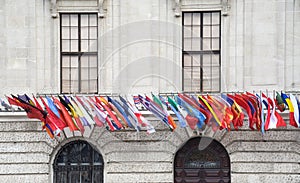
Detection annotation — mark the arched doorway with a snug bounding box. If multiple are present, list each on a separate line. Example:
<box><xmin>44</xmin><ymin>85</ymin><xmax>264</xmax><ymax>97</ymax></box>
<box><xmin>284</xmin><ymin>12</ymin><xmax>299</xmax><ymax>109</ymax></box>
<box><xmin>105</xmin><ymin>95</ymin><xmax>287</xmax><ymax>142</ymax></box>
<box><xmin>174</xmin><ymin>136</ymin><xmax>230</xmax><ymax>183</ymax></box>
<box><xmin>53</xmin><ymin>140</ymin><xmax>104</xmax><ymax>183</ymax></box>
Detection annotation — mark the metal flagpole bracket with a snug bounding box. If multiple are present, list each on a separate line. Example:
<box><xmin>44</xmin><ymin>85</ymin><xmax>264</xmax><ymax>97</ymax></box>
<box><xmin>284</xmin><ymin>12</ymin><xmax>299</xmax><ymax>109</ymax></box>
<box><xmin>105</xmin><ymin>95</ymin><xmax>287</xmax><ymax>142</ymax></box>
<box><xmin>173</xmin><ymin>0</ymin><xmax>181</xmax><ymax>17</ymax></box>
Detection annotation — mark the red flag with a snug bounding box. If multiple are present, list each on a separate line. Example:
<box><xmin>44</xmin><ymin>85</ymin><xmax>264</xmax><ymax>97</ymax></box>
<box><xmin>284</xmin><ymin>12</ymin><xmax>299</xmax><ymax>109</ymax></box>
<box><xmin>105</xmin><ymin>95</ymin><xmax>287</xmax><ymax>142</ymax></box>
<box><xmin>53</xmin><ymin>97</ymin><xmax>78</xmax><ymax>132</ymax></box>
<box><xmin>8</xmin><ymin>95</ymin><xmax>46</xmax><ymax>121</ymax></box>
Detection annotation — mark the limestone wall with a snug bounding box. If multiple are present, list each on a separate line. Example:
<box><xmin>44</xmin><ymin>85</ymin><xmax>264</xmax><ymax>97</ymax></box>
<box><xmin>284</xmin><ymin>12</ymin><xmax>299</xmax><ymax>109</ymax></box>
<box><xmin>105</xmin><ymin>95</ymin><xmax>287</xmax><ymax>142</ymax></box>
<box><xmin>0</xmin><ymin>113</ymin><xmax>299</xmax><ymax>183</ymax></box>
<box><xmin>0</xmin><ymin>0</ymin><xmax>299</xmax><ymax>95</ymax></box>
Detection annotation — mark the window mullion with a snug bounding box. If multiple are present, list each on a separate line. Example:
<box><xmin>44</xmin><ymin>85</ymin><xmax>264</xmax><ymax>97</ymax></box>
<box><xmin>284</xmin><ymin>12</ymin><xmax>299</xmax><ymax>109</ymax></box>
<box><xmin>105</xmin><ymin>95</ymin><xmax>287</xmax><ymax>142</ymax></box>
<box><xmin>78</xmin><ymin>14</ymin><xmax>81</xmax><ymax>93</ymax></box>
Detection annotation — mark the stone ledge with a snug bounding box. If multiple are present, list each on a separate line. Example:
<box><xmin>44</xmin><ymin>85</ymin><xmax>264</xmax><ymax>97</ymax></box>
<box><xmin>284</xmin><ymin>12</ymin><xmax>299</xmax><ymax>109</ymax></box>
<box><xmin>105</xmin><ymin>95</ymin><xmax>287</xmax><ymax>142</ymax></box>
<box><xmin>230</xmin><ymin>152</ymin><xmax>299</xmax><ymax>162</ymax></box>
<box><xmin>0</xmin><ymin>121</ymin><xmax>42</xmax><ymax>131</ymax></box>
<box><xmin>0</xmin><ymin>164</ymin><xmax>49</xmax><ymax>174</ymax></box>
<box><xmin>221</xmin><ymin>130</ymin><xmax>300</xmax><ymax>147</ymax></box>
<box><xmin>0</xmin><ymin>153</ymin><xmax>49</xmax><ymax>164</ymax></box>
<box><xmin>231</xmin><ymin>173</ymin><xmax>300</xmax><ymax>183</ymax></box>
<box><xmin>106</xmin><ymin>151</ymin><xmax>173</xmax><ymax>162</ymax></box>
<box><xmin>226</xmin><ymin>141</ymin><xmax>300</xmax><ymax>154</ymax></box>
<box><xmin>0</xmin><ymin>132</ymin><xmax>58</xmax><ymax>148</ymax></box>
<box><xmin>0</xmin><ymin>142</ymin><xmax>53</xmax><ymax>154</ymax></box>
<box><xmin>105</xmin><ymin>172</ymin><xmax>172</xmax><ymax>183</ymax></box>
<box><xmin>106</xmin><ymin>162</ymin><xmax>172</xmax><ymax>173</ymax></box>
<box><xmin>0</xmin><ymin>174</ymin><xmax>49</xmax><ymax>183</ymax></box>
<box><xmin>231</xmin><ymin>162</ymin><xmax>300</xmax><ymax>174</ymax></box>
<box><xmin>101</xmin><ymin>140</ymin><xmax>177</xmax><ymax>154</ymax></box>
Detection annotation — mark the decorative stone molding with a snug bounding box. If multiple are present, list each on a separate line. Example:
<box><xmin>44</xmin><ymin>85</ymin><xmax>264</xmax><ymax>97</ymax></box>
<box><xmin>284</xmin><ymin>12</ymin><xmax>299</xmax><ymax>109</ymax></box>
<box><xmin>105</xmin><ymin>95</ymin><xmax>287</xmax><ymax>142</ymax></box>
<box><xmin>222</xmin><ymin>0</ymin><xmax>230</xmax><ymax>16</ymax></box>
<box><xmin>98</xmin><ymin>0</ymin><xmax>106</xmax><ymax>18</ymax></box>
<box><xmin>173</xmin><ymin>0</ymin><xmax>181</xmax><ymax>17</ymax></box>
<box><xmin>51</xmin><ymin>0</ymin><xmax>58</xmax><ymax>18</ymax></box>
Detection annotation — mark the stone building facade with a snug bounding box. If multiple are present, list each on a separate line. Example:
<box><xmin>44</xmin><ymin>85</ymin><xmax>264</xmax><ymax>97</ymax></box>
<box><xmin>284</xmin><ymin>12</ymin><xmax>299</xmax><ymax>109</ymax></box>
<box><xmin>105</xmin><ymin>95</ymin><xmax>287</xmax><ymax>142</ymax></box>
<box><xmin>0</xmin><ymin>0</ymin><xmax>299</xmax><ymax>183</ymax></box>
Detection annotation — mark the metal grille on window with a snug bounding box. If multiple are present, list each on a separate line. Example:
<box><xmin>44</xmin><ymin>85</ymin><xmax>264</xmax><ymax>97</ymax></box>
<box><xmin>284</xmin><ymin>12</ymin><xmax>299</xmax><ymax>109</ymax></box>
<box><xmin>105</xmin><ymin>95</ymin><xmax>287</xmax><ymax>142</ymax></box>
<box><xmin>53</xmin><ymin>140</ymin><xmax>104</xmax><ymax>183</ymax></box>
<box><xmin>183</xmin><ymin>12</ymin><xmax>221</xmax><ymax>92</ymax></box>
<box><xmin>174</xmin><ymin>137</ymin><xmax>230</xmax><ymax>183</ymax></box>
<box><xmin>60</xmin><ymin>13</ymin><xmax>98</xmax><ymax>94</ymax></box>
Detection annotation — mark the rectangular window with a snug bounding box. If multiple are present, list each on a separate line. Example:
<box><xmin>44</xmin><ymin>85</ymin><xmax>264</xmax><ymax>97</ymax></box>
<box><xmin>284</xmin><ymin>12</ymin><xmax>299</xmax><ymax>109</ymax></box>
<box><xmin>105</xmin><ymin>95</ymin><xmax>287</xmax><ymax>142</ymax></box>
<box><xmin>60</xmin><ymin>13</ymin><xmax>98</xmax><ymax>93</ymax></box>
<box><xmin>182</xmin><ymin>12</ymin><xmax>221</xmax><ymax>92</ymax></box>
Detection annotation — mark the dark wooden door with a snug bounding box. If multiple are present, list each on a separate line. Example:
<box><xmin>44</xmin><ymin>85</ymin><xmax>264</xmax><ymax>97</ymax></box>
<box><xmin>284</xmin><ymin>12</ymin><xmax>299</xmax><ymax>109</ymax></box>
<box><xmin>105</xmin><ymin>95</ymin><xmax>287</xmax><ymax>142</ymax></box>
<box><xmin>174</xmin><ymin>137</ymin><xmax>230</xmax><ymax>183</ymax></box>
<box><xmin>54</xmin><ymin>140</ymin><xmax>104</xmax><ymax>183</ymax></box>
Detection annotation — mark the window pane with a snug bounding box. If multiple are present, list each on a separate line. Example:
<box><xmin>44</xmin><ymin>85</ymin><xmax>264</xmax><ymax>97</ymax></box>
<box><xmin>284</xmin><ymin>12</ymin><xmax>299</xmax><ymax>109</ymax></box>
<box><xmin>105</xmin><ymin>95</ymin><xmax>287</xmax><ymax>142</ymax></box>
<box><xmin>203</xmin><ymin>38</ymin><xmax>211</xmax><ymax>50</ymax></box>
<box><xmin>89</xmin><ymin>40</ymin><xmax>97</xmax><ymax>52</ymax></box>
<box><xmin>61</xmin><ymin>14</ymin><xmax>69</xmax><ymax>26</ymax></box>
<box><xmin>212</xmin><ymin>25</ymin><xmax>219</xmax><ymax>37</ymax></box>
<box><xmin>90</xmin><ymin>56</ymin><xmax>97</xmax><ymax>67</ymax></box>
<box><xmin>71</xmin><ymin>68</ymin><xmax>78</xmax><ymax>80</ymax></box>
<box><xmin>81</xmin><ymin>81</ymin><xmax>89</xmax><ymax>93</ymax></box>
<box><xmin>183</xmin><ymin>67</ymin><xmax>192</xmax><ymax>80</ymax></box>
<box><xmin>62</xmin><ymin>68</ymin><xmax>70</xmax><ymax>80</ymax></box>
<box><xmin>212</xmin><ymin>67</ymin><xmax>220</xmax><ymax>79</ymax></box>
<box><xmin>192</xmin><ymin>26</ymin><xmax>201</xmax><ymax>37</ymax></box>
<box><xmin>89</xmin><ymin>27</ymin><xmax>97</xmax><ymax>39</ymax></box>
<box><xmin>71</xmin><ymin>56</ymin><xmax>78</xmax><ymax>67</ymax></box>
<box><xmin>71</xmin><ymin>27</ymin><xmax>78</xmax><ymax>39</ymax></box>
<box><xmin>203</xmin><ymin>79</ymin><xmax>212</xmax><ymax>91</ymax></box>
<box><xmin>81</xmin><ymin>40</ymin><xmax>89</xmax><ymax>52</ymax></box>
<box><xmin>81</xmin><ymin>15</ymin><xmax>89</xmax><ymax>26</ymax></box>
<box><xmin>62</xmin><ymin>56</ymin><xmax>70</xmax><ymax>67</ymax></box>
<box><xmin>90</xmin><ymin>68</ymin><xmax>98</xmax><ymax>79</ymax></box>
<box><xmin>90</xmin><ymin>80</ymin><xmax>98</xmax><ymax>92</ymax></box>
<box><xmin>212</xmin><ymin>54</ymin><xmax>220</xmax><ymax>66</ymax></box>
<box><xmin>192</xmin><ymin>13</ymin><xmax>201</xmax><ymax>25</ymax></box>
<box><xmin>81</xmin><ymin>27</ymin><xmax>89</xmax><ymax>39</ymax></box>
<box><xmin>89</xmin><ymin>14</ymin><xmax>97</xmax><ymax>26</ymax></box>
<box><xmin>202</xmin><ymin>66</ymin><xmax>211</xmax><ymax>79</ymax></box>
<box><xmin>212</xmin><ymin>12</ymin><xmax>220</xmax><ymax>24</ymax></box>
<box><xmin>62</xmin><ymin>27</ymin><xmax>70</xmax><ymax>39</ymax></box>
<box><xmin>184</xmin><ymin>13</ymin><xmax>192</xmax><ymax>25</ymax></box>
<box><xmin>71</xmin><ymin>40</ymin><xmax>78</xmax><ymax>52</ymax></box>
<box><xmin>70</xmin><ymin>14</ymin><xmax>78</xmax><ymax>26</ymax></box>
<box><xmin>71</xmin><ymin>80</ymin><xmax>78</xmax><ymax>93</ymax></box>
<box><xmin>203</xmin><ymin>26</ymin><xmax>211</xmax><ymax>37</ymax></box>
<box><xmin>62</xmin><ymin>80</ymin><xmax>70</xmax><ymax>93</ymax></box>
<box><xmin>191</xmin><ymin>38</ymin><xmax>201</xmax><ymax>51</ymax></box>
<box><xmin>192</xmin><ymin>55</ymin><xmax>201</xmax><ymax>67</ymax></box>
<box><xmin>81</xmin><ymin>56</ymin><xmax>89</xmax><ymax>67</ymax></box>
<box><xmin>62</xmin><ymin>40</ymin><xmax>70</xmax><ymax>52</ymax></box>
<box><xmin>203</xmin><ymin>54</ymin><xmax>211</xmax><ymax>67</ymax></box>
<box><xmin>81</xmin><ymin>68</ymin><xmax>89</xmax><ymax>80</ymax></box>
<box><xmin>192</xmin><ymin>67</ymin><xmax>201</xmax><ymax>79</ymax></box>
<box><xmin>203</xmin><ymin>13</ymin><xmax>211</xmax><ymax>25</ymax></box>
<box><xmin>211</xmin><ymin>79</ymin><xmax>219</xmax><ymax>91</ymax></box>
<box><xmin>212</xmin><ymin>66</ymin><xmax>220</xmax><ymax>91</ymax></box>
<box><xmin>184</xmin><ymin>54</ymin><xmax>192</xmax><ymax>67</ymax></box>
<box><xmin>212</xmin><ymin>38</ymin><xmax>219</xmax><ymax>50</ymax></box>
<box><xmin>184</xmin><ymin>38</ymin><xmax>192</xmax><ymax>51</ymax></box>
<box><xmin>184</xmin><ymin>26</ymin><xmax>192</xmax><ymax>38</ymax></box>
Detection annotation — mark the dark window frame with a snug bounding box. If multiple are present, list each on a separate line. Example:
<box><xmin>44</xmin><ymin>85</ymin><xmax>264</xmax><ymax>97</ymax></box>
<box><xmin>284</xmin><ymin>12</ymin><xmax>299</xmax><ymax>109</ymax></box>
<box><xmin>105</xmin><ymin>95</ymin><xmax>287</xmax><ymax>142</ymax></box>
<box><xmin>53</xmin><ymin>140</ymin><xmax>104</xmax><ymax>183</ymax></box>
<box><xmin>174</xmin><ymin>137</ymin><xmax>231</xmax><ymax>183</ymax></box>
<box><xmin>60</xmin><ymin>13</ymin><xmax>98</xmax><ymax>94</ymax></box>
<box><xmin>182</xmin><ymin>11</ymin><xmax>221</xmax><ymax>93</ymax></box>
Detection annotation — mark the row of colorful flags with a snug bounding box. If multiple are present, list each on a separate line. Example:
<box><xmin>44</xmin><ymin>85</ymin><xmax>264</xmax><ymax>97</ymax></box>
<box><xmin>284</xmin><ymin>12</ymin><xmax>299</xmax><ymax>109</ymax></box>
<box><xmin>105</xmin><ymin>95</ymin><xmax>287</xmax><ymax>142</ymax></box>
<box><xmin>1</xmin><ymin>91</ymin><xmax>300</xmax><ymax>139</ymax></box>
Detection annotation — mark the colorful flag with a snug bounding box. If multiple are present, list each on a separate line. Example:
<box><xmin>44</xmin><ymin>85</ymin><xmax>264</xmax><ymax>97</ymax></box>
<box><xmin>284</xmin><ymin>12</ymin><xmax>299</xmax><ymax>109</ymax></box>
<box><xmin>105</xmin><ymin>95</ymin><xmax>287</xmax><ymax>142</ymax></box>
<box><xmin>281</xmin><ymin>92</ymin><xmax>298</xmax><ymax>127</ymax></box>
<box><xmin>119</xmin><ymin>96</ymin><xmax>155</xmax><ymax>134</ymax></box>
<box><xmin>160</xmin><ymin>95</ymin><xmax>186</xmax><ymax>128</ymax></box>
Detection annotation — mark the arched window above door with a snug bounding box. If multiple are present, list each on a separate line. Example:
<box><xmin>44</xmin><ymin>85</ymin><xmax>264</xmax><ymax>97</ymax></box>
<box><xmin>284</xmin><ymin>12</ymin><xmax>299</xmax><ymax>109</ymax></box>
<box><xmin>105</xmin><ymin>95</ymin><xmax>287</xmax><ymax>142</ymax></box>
<box><xmin>174</xmin><ymin>136</ymin><xmax>230</xmax><ymax>183</ymax></box>
<box><xmin>53</xmin><ymin>140</ymin><xmax>104</xmax><ymax>183</ymax></box>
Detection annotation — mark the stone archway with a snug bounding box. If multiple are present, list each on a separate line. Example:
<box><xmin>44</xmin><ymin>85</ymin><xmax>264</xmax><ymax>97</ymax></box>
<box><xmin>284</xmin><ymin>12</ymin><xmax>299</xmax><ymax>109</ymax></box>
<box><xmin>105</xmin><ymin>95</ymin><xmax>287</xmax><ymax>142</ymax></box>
<box><xmin>53</xmin><ymin>140</ymin><xmax>104</xmax><ymax>183</ymax></box>
<box><xmin>174</xmin><ymin>136</ymin><xmax>230</xmax><ymax>183</ymax></box>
